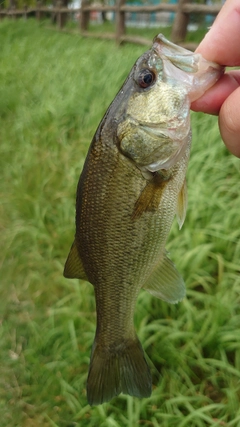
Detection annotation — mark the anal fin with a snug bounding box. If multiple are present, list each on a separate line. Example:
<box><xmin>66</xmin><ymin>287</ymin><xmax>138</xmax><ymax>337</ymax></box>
<box><xmin>143</xmin><ymin>252</ymin><xmax>185</xmax><ymax>304</ymax></box>
<box><xmin>176</xmin><ymin>178</ymin><xmax>187</xmax><ymax>230</ymax></box>
<box><xmin>63</xmin><ymin>239</ymin><xmax>88</xmax><ymax>280</ymax></box>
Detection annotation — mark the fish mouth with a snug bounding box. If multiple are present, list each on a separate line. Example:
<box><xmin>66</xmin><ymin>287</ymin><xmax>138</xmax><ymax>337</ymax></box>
<box><xmin>153</xmin><ymin>33</ymin><xmax>223</xmax><ymax>73</ymax></box>
<box><xmin>152</xmin><ymin>33</ymin><xmax>224</xmax><ymax>102</ymax></box>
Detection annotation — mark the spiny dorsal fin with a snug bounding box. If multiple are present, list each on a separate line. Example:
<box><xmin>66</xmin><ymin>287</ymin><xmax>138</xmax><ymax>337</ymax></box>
<box><xmin>176</xmin><ymin>178</ymin><xmax>187</xmax><ymax>230</ymax></box>
<box><xmin>143</xmin><ymin>252</ymin><xmax>185</xmax><ymax>304</ymax></box>
<box><xmin>63</xmin><ymin>240</ymin><xmax>88</xmax><ymax>280</ymax></box>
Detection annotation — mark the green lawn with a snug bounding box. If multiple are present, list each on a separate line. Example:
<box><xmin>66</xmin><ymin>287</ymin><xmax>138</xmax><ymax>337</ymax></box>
<box><xmin>0</xmin><ymin>18</ymin><xmax>240</xmax><ymax>427</ymax></box>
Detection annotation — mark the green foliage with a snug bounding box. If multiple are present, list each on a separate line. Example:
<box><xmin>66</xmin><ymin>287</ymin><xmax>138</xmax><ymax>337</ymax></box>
<box><xmin>1</xmin><ymin>0</ymin><xmax>53</xmax><ymax>9</ymax></box>
<box><xmin>1</xmin><ymin>18</ymin><xmax>240</xmax><ymax>427</ymax></box>
<box><xmin>3</xmin><ymin>0</ymin><xmax>34</xmax><ymax>8</ymax></box>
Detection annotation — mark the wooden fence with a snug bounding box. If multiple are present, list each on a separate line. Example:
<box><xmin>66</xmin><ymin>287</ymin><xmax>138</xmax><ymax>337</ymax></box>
<box><xmin>0</xmin><ymin>0</ymin><xmax>222</xmax><ymax>48</ymax></box>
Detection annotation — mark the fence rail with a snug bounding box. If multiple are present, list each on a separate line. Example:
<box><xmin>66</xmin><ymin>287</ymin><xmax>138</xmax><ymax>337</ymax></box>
<box><xmin>0</xmin><ymin>1</ymin><xmax>222</xmax><ymax>48</ymax></box>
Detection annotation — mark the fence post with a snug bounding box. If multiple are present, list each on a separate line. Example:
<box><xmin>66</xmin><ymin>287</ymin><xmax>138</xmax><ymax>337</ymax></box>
<box><xmin>57</xmin><ymin>0</ymin><xmax>62</xmax><ymax>29</ymax></box>
<box><xmin>80</xmin><ymin>0</ymin><xmax>90</xmax><ymax>32</ymax></box>
<box><xmin>57</xmin><ymin>0</ymin><xmax>69</xmax><ymax>29</ymax></box>
<box><xmin>171</xmin><ymin>0</ymin><xmax>189</xmax><ymax>44</ymax></box>
<box><xmin>51</xmin><ymin>0</ymin><xmax>57</xmax><ymax>23</ymax></box>
<box><xmin>116</xmin><ymin>0</ymin><xmax>125</xmax><ymax>44</ymax></box>
<box><xmin>23</xmin><ymin>4</ymin><xmax>28</xmax><ymax>19</ymax></box>
<box><xmin>9</xmin><ymin>0</ymin><xmax>16</xmax><ymax>19</ymax></box>
<box><xmin>63</xmin><ymin>0</ymin><xmax>69</xmax><ymax>27</ymax></box>
<box><xmin>36</xmin><ymin>1</ymin><xmax>43</xmax><ymax>20</ymax></box>
<box><xmin>13</xmin><ymin>4</ymin><xmax>17</xmax><ymax>19</ymax></box>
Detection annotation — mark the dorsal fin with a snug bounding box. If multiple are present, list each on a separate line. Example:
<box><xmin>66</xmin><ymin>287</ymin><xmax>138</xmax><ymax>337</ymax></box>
<box><xmin>63</xmin><ymin>240</ymin><xmax>88</xmax><ymax>280</ymax></box>
<box><xmin>143</xmin><ymin>252</ymin><xmax>185</xmax><ymax>304</ymax></box>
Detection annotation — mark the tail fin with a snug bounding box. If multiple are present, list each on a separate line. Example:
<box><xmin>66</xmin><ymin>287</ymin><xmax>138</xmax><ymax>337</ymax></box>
<box><xmin>87</xmin><ymin>337</ymin><xmax>152</xmax><ymax>405</ymax></box>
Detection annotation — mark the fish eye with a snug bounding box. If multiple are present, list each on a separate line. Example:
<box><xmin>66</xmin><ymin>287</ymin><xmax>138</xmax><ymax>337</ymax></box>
<box><xmin>137</xmin><ymin>68</ymin><xmax>156</xmax><ymax>88</ymax></box>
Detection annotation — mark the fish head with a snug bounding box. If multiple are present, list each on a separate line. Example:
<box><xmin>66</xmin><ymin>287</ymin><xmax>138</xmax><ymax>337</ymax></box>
<box><xmin>116</xmin><ymin>34</ymin><xmax>224</xmax><ymax>172</ymax></box>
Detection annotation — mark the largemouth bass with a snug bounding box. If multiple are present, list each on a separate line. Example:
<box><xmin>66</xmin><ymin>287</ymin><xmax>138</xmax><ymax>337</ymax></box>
<box><xmin>64</xmin><ymin>35</ymin><xmax>223</xmax><ymax>405</ymax></box>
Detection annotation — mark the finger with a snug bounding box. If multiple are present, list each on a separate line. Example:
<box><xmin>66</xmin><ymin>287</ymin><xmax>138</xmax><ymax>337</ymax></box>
<box><xmin>219</xmin><ymin>86</ymin><xmax>240</xmax><ymax>157</ymax></box>
<box><xmin>196</xmin><ymin>0</ymin><xmax>240</xmax><ymax>66</ymax></box>
<box><xmin>191</xmin><ymin>71</ymin><xmax>240</xmax><ymax>115</ymax></box>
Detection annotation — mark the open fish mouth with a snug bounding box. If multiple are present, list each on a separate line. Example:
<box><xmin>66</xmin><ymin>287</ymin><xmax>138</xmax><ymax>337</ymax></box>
<box><xmin>152</xmin><ymin>34</ymin><xmax>224</xmax><ymax>102</ymax></box>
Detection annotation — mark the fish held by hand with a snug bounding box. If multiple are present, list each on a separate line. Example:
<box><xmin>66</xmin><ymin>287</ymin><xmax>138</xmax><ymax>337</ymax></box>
<box><xmin>64</xmin><ymin>35</ymin><xmax>223</xmax><ymax>405</ymax></box>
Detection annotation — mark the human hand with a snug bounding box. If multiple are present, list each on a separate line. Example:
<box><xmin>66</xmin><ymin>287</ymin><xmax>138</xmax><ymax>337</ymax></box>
<box><xmin>191</xmin><ymin>0</ymin><xmax>240</xmax><ymax>157</ymax></box>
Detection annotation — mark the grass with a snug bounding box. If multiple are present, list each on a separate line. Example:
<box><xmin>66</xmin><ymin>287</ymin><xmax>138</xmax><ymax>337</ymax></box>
<box><xmin>0</xmin><ymin>18</ymin><xmax>240</xmax><ymax>427</ymax></box>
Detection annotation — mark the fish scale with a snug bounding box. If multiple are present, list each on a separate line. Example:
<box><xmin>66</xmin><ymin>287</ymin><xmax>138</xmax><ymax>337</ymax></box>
<box><xmin>64</xmin><ymin>34</ymin><xmax>223</xmax><ymax>405</ymax></box>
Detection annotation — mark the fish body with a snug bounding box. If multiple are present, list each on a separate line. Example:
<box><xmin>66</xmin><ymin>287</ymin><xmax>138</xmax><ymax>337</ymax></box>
<box><xmin>64</xmin><ymin>35</ymin><xmax>223</xmax><ymax>405</ymax></box>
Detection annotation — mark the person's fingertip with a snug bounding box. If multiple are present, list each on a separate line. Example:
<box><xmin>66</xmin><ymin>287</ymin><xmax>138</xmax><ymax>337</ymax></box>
<box><xmin>191</xmin><ymin>73</ymin><xmax>240</xmax><ymax>115</ymax></box>
<box><xmin>219</xmin><ymin>87</ymin><xmax>240</xmax><ymax>157</ymax></box>
<box><xmin>195</xmin><ymin>0</ymin><xmax>240</xmax><ymax>66</ymax></box>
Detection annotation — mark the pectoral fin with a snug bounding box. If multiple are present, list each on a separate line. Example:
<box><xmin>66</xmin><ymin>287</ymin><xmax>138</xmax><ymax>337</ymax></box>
<box><xmin>63</xmin><ymin>240</ymin><xmax>88</xmax><ymax>280</ymax></box>
<box><xmin>132</xmin><ymin>172</ymin><xmax>170</xmax><ymax>220</ymax></box>
<box><xmin>176</xmin><ymin>178</ymin><xmax>187</xmax><ymax>230</ymax></box>
<box><xmin>143</xmin><ymin>252</ymin><xmax>185</xmax><ymax>304</ymax></box>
